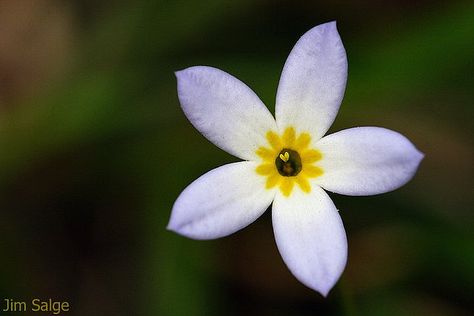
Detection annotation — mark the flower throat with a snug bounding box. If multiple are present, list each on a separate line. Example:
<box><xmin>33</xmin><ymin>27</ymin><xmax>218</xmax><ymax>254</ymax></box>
<box><xmin>275</xmin><ymin>149</ymin><xmax>302</xmax><ymax>177</ymax></box>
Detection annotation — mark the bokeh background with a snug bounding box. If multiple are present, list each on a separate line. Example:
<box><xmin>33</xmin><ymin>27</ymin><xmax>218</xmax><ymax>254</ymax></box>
<box><xmin>0</xmin><ymin>0</ymin><xmax>472</xmax><ymax>315</ymax></box>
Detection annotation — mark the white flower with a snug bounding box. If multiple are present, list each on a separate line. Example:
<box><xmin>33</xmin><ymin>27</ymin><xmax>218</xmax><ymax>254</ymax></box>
<box><xmin>167</xmin><ymin>21</ymin><xmax>423</xmax><ymax>296</ymax></box>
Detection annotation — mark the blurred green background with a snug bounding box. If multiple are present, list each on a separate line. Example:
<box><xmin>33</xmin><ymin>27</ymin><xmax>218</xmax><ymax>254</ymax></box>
<box><xmin>0</xmin><ymin>0</ymin><xmax>473</xmax><ymax>315</ymax></box>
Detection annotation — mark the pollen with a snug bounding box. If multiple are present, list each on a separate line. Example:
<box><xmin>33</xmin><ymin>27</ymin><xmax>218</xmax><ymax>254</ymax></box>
<box><xmin>255</xmin><ymin>126</ymin><xmax>323</xmax><ymax>197</ymax></box>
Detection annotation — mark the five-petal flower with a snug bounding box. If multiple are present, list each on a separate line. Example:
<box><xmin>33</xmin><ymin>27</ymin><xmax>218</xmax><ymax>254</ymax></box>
<box><xmin>167</xmin><ymin>21</ymin><xmax>424</xmax><ymax>296</ymax></box>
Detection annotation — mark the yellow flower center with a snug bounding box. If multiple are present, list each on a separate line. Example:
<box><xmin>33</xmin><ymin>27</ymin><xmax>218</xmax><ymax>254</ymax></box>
<box><xmin>255</xmin><ymin>127</ymin><xmax>323</xmax><ymax>197</ymax></box>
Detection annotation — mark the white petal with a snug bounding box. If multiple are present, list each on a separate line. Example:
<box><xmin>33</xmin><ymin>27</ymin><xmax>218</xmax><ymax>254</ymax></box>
<box><xmin>315</xmin><ymin>127</ymin><xmax>424</xmax><ymax>195</ymax></box>
<box><xmin>275</xmin><ymin>21</ymin><xmax>348</xmax><ymax>140</ymax></box>
<box><xmin>168</xmin><ymin>162</ymin><xmax>275</xmax><ymax>240</ymax></box>
<box><xmin>176</xmin><ymin>66</ymin><xmax>277</xmax><ymax>161</ymax></box>
<box><xmin>272</xmin><ymin>187</ymin><xmax>347</xmax><ymax>296</ymax></box>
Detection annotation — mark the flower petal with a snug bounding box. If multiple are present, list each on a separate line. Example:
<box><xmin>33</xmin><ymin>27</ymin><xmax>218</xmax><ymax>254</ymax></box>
<box><xmin>176</xmin><ymin>66</ymin><xmax>277</xmax><ymax>161</ymax></box>
<box><xmin>272</xmin><ymin>187</ymin><xmax>347</xmax><ymax>296</ymax></box>
<box><xmin>168</xmin><ymin>162</ymin><xmax>275</xmax><ymax>240</ymax></box>
<box><xmin>315</xmin><ymin>127</ymin><xmax>424</xmax><ymax>195</ymax></box>
<box><xmin>275</xmin><ymin>21</ymin><xmax>348</xmax><ymax>141</ymax></box>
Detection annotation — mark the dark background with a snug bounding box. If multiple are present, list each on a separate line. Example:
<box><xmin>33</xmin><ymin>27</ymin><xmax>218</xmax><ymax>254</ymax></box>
<box><xmin>0</xmin><ymin>0</ymin><xmax>472</xmax><ymax>315</ymax></box>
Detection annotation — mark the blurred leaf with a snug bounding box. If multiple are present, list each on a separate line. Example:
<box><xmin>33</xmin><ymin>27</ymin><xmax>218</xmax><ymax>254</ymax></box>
<box><xmin>346</xmin><ymin>1</ymin><xmax>474</xmax><ymax>112</ymax></box>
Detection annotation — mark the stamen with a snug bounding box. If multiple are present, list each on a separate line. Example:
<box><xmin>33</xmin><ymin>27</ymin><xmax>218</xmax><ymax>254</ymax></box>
<box><xmin>279</xmin><ymin>152</ymin><xmax>290</xmax><ymax>162</ymax></box>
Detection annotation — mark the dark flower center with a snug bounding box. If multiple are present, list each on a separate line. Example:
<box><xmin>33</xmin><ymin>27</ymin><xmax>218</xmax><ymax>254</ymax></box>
<box><xmin>275</xmin><ymin>148</ymin><xmax>302</xmax><ymax>177</ymax></box>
